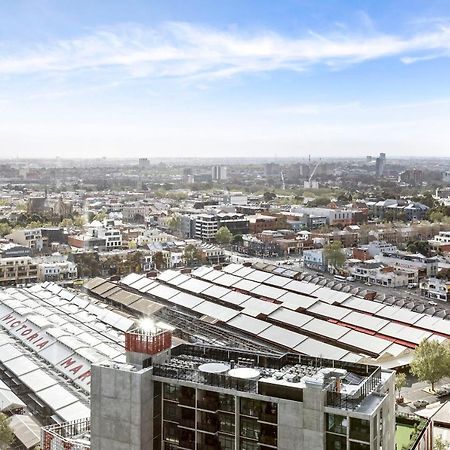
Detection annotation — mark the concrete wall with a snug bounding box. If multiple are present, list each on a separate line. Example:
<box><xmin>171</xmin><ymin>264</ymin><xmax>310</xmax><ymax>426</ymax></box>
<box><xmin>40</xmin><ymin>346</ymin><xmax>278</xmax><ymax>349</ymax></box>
<box><xmin>91</xmin><ymin>364</ymin><xmax>154</xmax><ymax>450</ymax></box>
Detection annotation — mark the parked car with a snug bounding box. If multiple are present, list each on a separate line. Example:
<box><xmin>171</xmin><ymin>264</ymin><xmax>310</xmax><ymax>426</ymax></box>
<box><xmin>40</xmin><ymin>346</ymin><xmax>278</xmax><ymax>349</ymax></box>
<box><xmin>436</xmin><ymin>387</ymin><xmax>450</xmax><ymax>398</ymax></box>
<box><xmin>413</xmin><ymin>400</ymin><xmax>429</xmax><ymax>409</ymax></box>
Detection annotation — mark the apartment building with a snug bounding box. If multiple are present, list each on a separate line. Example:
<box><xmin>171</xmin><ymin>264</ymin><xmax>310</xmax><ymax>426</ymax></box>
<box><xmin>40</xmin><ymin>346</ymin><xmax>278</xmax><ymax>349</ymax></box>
<box><xmin>8</xmin><ymin>228</ymin><xmax>44</xmax><ymax>251</ymax></box>
<box><xmin>91</xmin><ymin>327</ymin><xmax>395</xmax><ymax>450</ymax></box>
<box><xmin>0</xmin><ymin>257</ymin><xmax>38</xmax><ymax>286</ymax></box>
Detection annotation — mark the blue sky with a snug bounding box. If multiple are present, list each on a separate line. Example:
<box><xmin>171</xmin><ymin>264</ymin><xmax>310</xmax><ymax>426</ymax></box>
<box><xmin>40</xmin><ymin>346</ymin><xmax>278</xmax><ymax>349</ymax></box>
<box><xmin>1</xmin><ymin>0</ymin><xmax>450</xmax><ymax>158</ymax></box>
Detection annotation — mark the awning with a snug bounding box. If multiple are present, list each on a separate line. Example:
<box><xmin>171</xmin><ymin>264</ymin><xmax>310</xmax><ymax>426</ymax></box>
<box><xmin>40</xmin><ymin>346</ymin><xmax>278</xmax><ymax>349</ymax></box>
<box><xmin>9</xmin><ymin>414</ymin><xmax>41</xmax><ymax>449</ymax></box>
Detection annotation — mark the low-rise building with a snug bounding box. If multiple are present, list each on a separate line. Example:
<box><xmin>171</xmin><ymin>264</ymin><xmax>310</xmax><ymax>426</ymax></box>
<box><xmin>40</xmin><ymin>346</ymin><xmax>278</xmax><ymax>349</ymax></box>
<box><xmin>8</xmin><ymin>228</ymin><xmax>44</xmax><ymax>251</ymax></box>
<box><xmin>0</xmin><ymin>257</ymin><xmax>38</xmax><ymax>286</ymax></box>
<box><xmin>351</xmin><ymin>262</ymin><xmax>418</xmax><ymax>287</ymax></box>
<box><xmin>376</xmin><ymin>251</ymin><xmax>438</xmax><ymax>278</ymax></box>
<box><xmin>419</xmin><ymin>278</ymin><xmax>450</xmax><ymax>301</ymax></box>
<box><xmin>36</xmin><ymin>253</ymin><xmax>78</xmax><ymax>282</ymax></box>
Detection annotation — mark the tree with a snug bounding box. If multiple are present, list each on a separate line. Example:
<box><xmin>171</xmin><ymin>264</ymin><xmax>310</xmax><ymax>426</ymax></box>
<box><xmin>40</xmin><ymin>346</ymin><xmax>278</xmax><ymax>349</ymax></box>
<box><xmin>410</xmin><ymin>340</ymin><xmax>450</xmax><ymax>391</ymax></box>
<box><xmin>60</xmin><ymin>218</ymin><xmax>73</xmax><ymax>228</ymax></box>
<box><xmin>152</xmin><ymin>252</ymin><xmax>165</xmax><ymax>270</ymax></box>
<box><xmin>429</xmin><ymin>210</ymin><xmax>445</xmax><ymax>223</ymax></box>
<box><xmin>324</xmin><ymin>241</ymin><xmax>346</xmax><ymax>270</ymax></box>
<box><xmin>395</xmin><ymin>372</ymin><xmax>407</xmax><ymax>399</ymax></box>
<box><xmin>434</xmin><ymin>435</ymin><xmax>450</xmax><ymax>450</ymax></box>
<box><xmin>308</xmin><ymin>196</ymin><xmax>331</xmax><ymax>207</ymax></box>
<box><xmin>406</xmin><ymin>240</ymin><xmax>431</xmax><ymax>257</ymax></box>
<box><xmin>183</xmin><ymin>244</ymin><xmax>203</xmax><ymax>267</ymax></box>
<box><xmin>168</xmin><ymin>216</ymin><xmax>182</xmax><ymax>234</ymax></box>
<box><xmin>0</xmin><ymin>412</ymin><xmax>14</xmax><ymax>450</ymax></box>
<box><xmin>216</xmin><ymin>226</ymin><xmax>233</xmax><ymax>246</ymax></box>
<box><xmin>0</xmin><ymin>223</ymin><xmax>11</xmax><ymax>237</ymax></box>
<box><xmin>73</xmin><ymin>215</ymin><xmax>86</xmax><ymax>227</ymax></box>
<box><xmin>263</xmin><ymin>191</ymin><xmax>277</xmax><ymax>202</ymax></box>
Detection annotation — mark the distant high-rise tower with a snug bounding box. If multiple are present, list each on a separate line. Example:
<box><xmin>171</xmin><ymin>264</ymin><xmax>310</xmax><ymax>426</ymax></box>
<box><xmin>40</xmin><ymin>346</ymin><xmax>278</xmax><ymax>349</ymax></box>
<box><xmin>138</xmin><ymin>158</ymin><xmax>150</xmax><ymax>169</ymax></box>
<box><xmin>375</xmin><ymin>153</ymin><xmax>386</xmax><ymax>177</ymax></box>
<box><xmin>211</xmin><ymin>165</ymin><xmax>227</xmax><ymax>181</ymax></box>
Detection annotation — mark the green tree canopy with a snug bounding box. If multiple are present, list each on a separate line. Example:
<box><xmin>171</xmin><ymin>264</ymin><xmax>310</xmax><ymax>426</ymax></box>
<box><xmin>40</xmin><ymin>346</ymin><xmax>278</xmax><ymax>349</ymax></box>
<box><xmin>395</xmin><ymin>372</ymin><xmax>407</xmax><ymax>398</ymax></box>
<box><xmin>0</xmin><ymin>412</ymin><xmax>14</xmax><ymax>450</ymax></box>
<box><xmin>434</xmin><ymin>435</ymin><xmax>450</xmax><ymax>450</ymax></box>
<box><xmin>324</xmin><ymin>241</ymin><xmax>346</xmax><ymax>269</ymax></box>
<box><xmin>183</xmin><ymin>244</ymin><xmax>203</xmax><ymax>267</ymax></box>
<box><xmin>411</xmin><ymin>340</ymin><xmax>450</xmax><ymax>391</ymax></box>
<box><xmin>406</xmin><ymin>240</ymin><xmax>431</xmax><ymax>257</ymax></box>
<box><xmin>152</xmin><ymin>251</ymin><xmax>165</xmax><ymax>270</ymax></box>
<box><xmin>0</xmin><ymin>223</ymin><xmax>11</xmax><ymax>237</ymax></box>
<box><xmin>215</xmin><ymin>226</ymin><xmax>233</xmax><ymax>245</ymax></box>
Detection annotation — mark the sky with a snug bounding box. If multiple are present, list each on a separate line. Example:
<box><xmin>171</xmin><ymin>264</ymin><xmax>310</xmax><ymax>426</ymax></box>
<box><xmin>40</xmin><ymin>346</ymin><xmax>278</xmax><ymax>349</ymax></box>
<box><xmin>1</xmin><ymin>0</ymin><xmax>450</xmax><ymax>159</ymax></box>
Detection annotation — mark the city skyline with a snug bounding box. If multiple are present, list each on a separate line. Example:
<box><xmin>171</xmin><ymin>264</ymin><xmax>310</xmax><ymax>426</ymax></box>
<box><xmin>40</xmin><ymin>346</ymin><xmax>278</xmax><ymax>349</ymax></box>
<box><xmin>2</xmin><ymin>0</ymin><xmax>450</xmax><ymax>158</ymax></box>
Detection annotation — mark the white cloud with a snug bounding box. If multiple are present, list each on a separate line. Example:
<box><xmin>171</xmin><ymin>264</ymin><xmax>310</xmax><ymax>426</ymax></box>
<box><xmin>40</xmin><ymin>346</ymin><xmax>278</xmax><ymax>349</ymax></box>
<box><xmin>1</xmin><ymin>21</ymin><xmax>450</xmax><ymax>81</ymax></box>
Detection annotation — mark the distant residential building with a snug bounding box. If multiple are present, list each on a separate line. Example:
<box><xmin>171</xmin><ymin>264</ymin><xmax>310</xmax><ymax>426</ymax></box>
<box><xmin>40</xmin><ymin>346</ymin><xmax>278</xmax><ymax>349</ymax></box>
<box><xmin>398</xmin><ymin>168</ymin><xmax>423</xmax><ymax>186</ymax></box>
<box><xmin>290</xmin><ymin>206</ymin><xmax>366</xmax><ymax>226</ymax></box>
<box><xmin>96</xmin><ymin>228</ymin><xmax>122</xmax><ymax>251</ymax></box>
<box><xmin>211</xmin><ymin>165</ymin><xmax>227</xmax><ymax>181</ymax></box>
<box><xmin>303</xmin><ymin>248</ymin><xmax>326</xmax><ymax>270</ymax></box>
<box><xmin>350</xmin><ymin>262</ymin><xmax>418</xmax><ymax>287</ymax></box>
<box><xmin>0</xmin><ymin>243</ymin><xmax>32</xmax><ymax>258</ymax></box>
<box><xmin>353</xmin><ymin>241</ymin><xmax>398</xmax><ymax>261</ymax></box>
<box><xmin>67</xmin><ymin>234</ymin><xmax>106</xmax><ymax>251</ymax></box>
<box><xmin>443</xmin><ymin>170</ymin><xmax>450</xmax><ymax>184</ymax></box>
<box><xmin>36</xmin><ymin>253</ymin><xmax>78</xmax><ymax>282</ymax></box>
<box><xmin>248</xmin><ymin>214</ymin><xmax>286</xmax><ymax>234</ymax></box>
<box><xmin>137</xmin><ymin>229</ymin><xmax>172</xmax><ymax>247</ymax></box>
<box><xmin>0</xmin><ymin>257</ymin><xmax>38</xmax><ymax>286</ymax></box>
<box><xmin>26</xmin><ymin>195</ymin><xmax>47</xmax><ymax>214</ymax></box>
<box><xmin>419</xmin><ymin>278</ymin><xmax>450</xmax><ymax>301</ymax></box>
<box><xmin>194</xmin><ymin>213</ymin><xmax>249</xmax><ymax>241</ymax></box>
<box><xmin>138</xmin><ymin>158</ymin><xmax>150</xmax><ymax>169</ymax></box>
<box><xmin>375</xmin><ymin>152</ymin><xmax>386</xmax><ymax>177</ymax></box>
<box><xmin>430</xmin><ymin>231</ymin><xmax>450</xmax><ymax>253</ymax></box>
<box><xmin>376</xmin><ymin>251</ymin><xmax>438</xmax><ymax>278</ymax></box>
<box><xmin>8</xmin><ymin>229</ymin><xmax>44</xmax><ymax>251</ymax></box>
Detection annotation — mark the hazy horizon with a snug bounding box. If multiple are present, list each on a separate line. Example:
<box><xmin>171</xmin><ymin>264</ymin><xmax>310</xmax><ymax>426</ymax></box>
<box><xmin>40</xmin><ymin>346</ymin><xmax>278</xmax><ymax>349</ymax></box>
<box><xmin>2</xmin><ymin>0</ymin><xmax>450</xmax><ymax>158</ymax></box>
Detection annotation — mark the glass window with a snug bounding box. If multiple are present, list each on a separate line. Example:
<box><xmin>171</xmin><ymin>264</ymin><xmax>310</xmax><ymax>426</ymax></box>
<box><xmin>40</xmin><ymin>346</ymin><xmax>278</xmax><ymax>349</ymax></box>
<box><xmin>163</xmin><ymin>422</ymin><xmax>178</xmax><ymax>445</ymax></box>
<box><xmin>240</xmin><ymin>438</ymin><xmax>258</xmax><ymax>450</ymax></box>
<box><xmin>163</xmin><ymin>383</ymin><xmax>178</xmax><ymax>401</ymax></box>
<box><xmin>326</xmin><ymin>414</ymin><xmax>348</xmax><ymax>435</ymax></box>
<box><xmin>350</xmin><ymin>442</ymin><xmax>370</xmax><ymax>450</ymax></box>
<box><xmin>349</xmin><ymin>417</ymin><xmax>370</xmax><ymax>442</ymax></box>
<box><xmin>326</xmin><ymin>433</ymin><xmax>347</xmax><ymax>450</ymax></box>
<box><xmin>219</xmin><ymin>434</ymin><xmax>235</xmax><ymax>450</ymax></box>
<box><xmin>240</xmin><ymin>417</ymin><xmax>259</xmax><ymax>440</ymax></box>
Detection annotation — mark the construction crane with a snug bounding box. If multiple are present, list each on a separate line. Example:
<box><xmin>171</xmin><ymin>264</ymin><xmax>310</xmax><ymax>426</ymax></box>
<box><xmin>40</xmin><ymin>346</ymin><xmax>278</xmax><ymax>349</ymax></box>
<box><xmin>304</xmin><ymin>159</ymin><xmax>321</xmax><ymax>189</ymax></box>
<box><xmin>280</xmin><ymin>171</ymin><xmax>286</xmax><ymax>190</ymax></box>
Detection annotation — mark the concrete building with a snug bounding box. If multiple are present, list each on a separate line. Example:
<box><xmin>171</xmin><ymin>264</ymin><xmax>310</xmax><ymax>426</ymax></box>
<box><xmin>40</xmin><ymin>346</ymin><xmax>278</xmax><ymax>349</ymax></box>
<box><xmin>212</xmin><ymin>165</ymin><xmax>227</xmax><ymax>181</ymax></box>
<box><xmin>375</xmin><ymin>153</ymin><xmax>386</xmax><ymax>177</ymax></box>
<box><xmin>91</xmin><ymin>326</ymin><xmax>396</xmax><ymax>450</ymax></box>
<box><xmin>194</xmin><ymin>213</ymin><xmax>249</xmax><ymax>241</ymax></box>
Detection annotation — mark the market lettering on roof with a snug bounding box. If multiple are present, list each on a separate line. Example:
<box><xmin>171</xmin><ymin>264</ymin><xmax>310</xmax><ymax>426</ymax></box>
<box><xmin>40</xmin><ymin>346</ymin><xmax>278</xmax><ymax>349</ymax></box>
<box><xmin>0</xmin><ymin>313</ymin><xmax>51</xmax><ymax>350</ymax></box>
<box><xmin>59</xmin><ymin>356</ymin><xmax>91</xmax><ymax>386</ymax></box>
